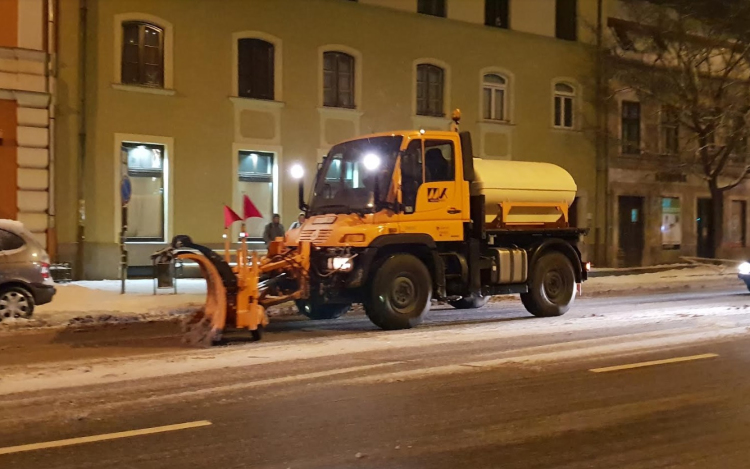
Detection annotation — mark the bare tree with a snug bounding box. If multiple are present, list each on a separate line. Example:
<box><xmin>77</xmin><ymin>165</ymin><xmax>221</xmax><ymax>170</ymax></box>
<box><xmin>607</xmin><ymin>0</ymin><xmax>750</xmax><ymax>257</ymax></box>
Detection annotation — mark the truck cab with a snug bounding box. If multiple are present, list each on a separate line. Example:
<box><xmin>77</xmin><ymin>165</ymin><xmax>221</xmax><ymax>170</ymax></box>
<box><xmin>287</xmin><ymin>125</ymin><xmax>588</xmax><ymax>329</ymax></box>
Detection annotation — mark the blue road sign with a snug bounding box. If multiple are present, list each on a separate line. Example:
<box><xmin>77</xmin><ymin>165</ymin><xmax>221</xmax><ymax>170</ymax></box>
<box><xmin>121</xmin><ymin>176</ymin><xmax>132</xmax><ymax>206</ymax></box>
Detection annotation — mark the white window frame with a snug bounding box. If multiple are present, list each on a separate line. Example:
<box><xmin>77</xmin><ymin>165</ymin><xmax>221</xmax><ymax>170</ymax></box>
<box><xmin>232</xmin><ymin>31</ymin><xmax>283</xmax><ymax>102</ymax></box>
<box><xmin>113</xmin><ymin>13</ymin><xmax>175</xmax><ymax>95</ymax></box>
<box><xmin>552</xmin><ymin>79</ymin><xmax>578</xmax><ymax>130</ymax></box>
<box><xmin>113</xmin><ymin>133</ymin><xmax>174</xmax><ymax>244</ymax></box>
<box><xmin>480</xmin><ymin>68</ymin><xmax>513</xmax><ymax>123</ymax></box>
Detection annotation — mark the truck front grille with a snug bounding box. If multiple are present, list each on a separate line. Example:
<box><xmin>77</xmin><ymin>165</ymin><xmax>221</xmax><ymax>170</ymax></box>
<box><xmin>299</xmin><ymin>229</ymin><xmax>333</xmax><ymax>243</ymax></box>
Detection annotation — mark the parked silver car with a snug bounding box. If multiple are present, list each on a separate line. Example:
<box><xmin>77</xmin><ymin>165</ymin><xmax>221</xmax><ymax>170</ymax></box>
<box><xmin>0</xmin><ymin>220</ymin><xmax>56</xmax><ymax>319</ymax></box>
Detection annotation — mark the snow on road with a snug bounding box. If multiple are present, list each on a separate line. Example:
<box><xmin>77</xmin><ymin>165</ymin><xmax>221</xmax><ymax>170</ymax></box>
<box><xmin>0</xmin><ymin>266</ymin><xmax>738</xmax><ymax>329</ymax></box>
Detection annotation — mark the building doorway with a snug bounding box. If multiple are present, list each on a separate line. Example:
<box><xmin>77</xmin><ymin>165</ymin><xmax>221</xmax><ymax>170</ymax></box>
<box><xmin>618</xmin><ymin>196</ymin><xmax>645</xmax><ymax>267</ymax></box>
<box><xmin>696</xmin><ymin>197</ymin><xmax>713</xmax><ymax>258</ymax></box>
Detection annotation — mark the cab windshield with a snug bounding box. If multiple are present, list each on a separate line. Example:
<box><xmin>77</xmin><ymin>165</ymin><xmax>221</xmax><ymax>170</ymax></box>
<box><xmin>309</xmin><ymin>136</ymin><xmax>402</xmax><ymax>215</ymax></box>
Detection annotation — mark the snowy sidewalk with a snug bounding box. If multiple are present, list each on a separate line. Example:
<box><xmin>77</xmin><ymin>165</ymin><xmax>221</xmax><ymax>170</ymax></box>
<box><xmin>0</xmin><ymin>266</ymin><xmax>739</xmax><ymax>329</ymax></box>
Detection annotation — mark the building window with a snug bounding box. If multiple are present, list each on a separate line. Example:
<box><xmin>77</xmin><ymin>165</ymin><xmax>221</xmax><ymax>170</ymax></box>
<box><xmin>323</xmin><ymin>52</ymin><xmax>355</xmax><ymax>108</ymax></box>
<box><xmin>730</xmin><ymin>200</ymin><xmax>747</xmax><ymax>247</ymax></box>
<box><xmin>121</xmin><ymin>22</ymin><xmax>164</xmax><ymax>87</ymax></box>
<box><xmin>731</xmin><ymin>115</ymin><xmax>748</xmax><ymax>159</ymax></box>
<box><xmin>237</xmin><ymin>38</ymin><xmax>275</xmax><ymax>100</ymax></box>
<box><xmin>418</xmin><ymin>0</ymin><xmax>446</xmax><ymax>17</ymax></box>
<box><xmin>417</xmin><ymin>64</ymin><xmax>445</xmax><ymax>117</ymax></box>
<box><xmin>553</xmin><ymin>82</ymin><xmax>575</xmax><ymax>129</ymax></box>
<box><xmin>555</xmin><ymin>0</ymin><xmax>577</xmax><ymax>41</ymax></box>
<box><xmin>123</xmin><ymin>143</ymin><xmax>165</xmax><ymax>241</ymax></box>
<box><xmin>661</xmin><ymin>106</ymin><xmax>679</xmax><ymax>155</ymax></box>
<box><xmin>482</xmin><ymin>74</ymin><xmax>507</xmax><ymax>121</ymax></box>
<box><xmin>621</xmin><ymin>101</ymin><xmax>641</xmax><ymax>155</ymax></box>
<box><xmin>661</xmin><ymin>197</ymin><xmax>681</xmax><ymax>250</ymax></box>
<box><xmin>238</xmin><ymin>151</ymin><xmax>274</xmax><ymax>239</ymax></box>
<box><xmin>485</xmin><ymin>0</ymin><xmax>509</xmax><ymax>28</ymax></box>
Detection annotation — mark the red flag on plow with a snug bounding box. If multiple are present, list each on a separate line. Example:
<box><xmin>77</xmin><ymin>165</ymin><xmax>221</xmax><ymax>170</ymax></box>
<box><xmin>223</xmin><ymin>205</ymin><xmax>242</xmax><ymax>229</ymax></box>
<box><xmin>243</xmin><ymin>195</ymin><xmax>263</xmax><ymax>220</ymax></box>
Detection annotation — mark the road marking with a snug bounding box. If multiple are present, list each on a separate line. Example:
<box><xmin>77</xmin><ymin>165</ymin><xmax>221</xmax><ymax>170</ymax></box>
<box><xmin>0</xmin><ymin>420</ymin><xmax>212</xmax><ymax>456</ymax></box>
<box><xmin>589</xmin><ymin>353</ymin><xmax>719</xmax><ymax>373</ymax></box>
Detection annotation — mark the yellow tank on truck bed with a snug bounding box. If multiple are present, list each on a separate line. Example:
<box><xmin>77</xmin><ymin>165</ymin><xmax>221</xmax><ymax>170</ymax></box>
<box><xmin>472</xmin><ymin>159</ymin><xmax>577</xmax><ymax>227</ymax></box>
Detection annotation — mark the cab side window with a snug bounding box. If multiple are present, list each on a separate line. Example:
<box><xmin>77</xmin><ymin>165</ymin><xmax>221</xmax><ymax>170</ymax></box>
<box><xmin>401</xmin><ymin>139</ymin><xmax>423</xmax><ymax>214</ymax></box>
<box><xmin>0</xmin><ymin>229</ymin><xmax>25</xmax><ymax>252</ymax></box>
<box><xmin>424</xmin><ymin>140</ymin><xmax>454</xmax><ymax>182</ymax></box>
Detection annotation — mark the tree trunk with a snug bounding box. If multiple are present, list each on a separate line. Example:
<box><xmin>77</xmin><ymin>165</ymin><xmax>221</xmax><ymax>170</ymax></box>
<box><xmin>708</xmin><ymin>182</ymin><xmax>724</xmax><ymax>259</ymax></box>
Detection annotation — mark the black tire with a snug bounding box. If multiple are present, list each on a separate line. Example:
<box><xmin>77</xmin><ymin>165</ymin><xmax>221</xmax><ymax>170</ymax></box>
<box><xmin>520</xmin><ymin>251</ymin><xmax>576</xmax><ymax>317</ymax></box>
<box><xmin>295</xmin><ymin>300</ymin><xmax>351</xmax><ymax>320</ymax></box>
<box><xmin>449</xmin><ymin>295</ymin><xmax>489</xmax><ymax>309</ymax></box>
<box><xmin>364</xmin><ymin>254</ymin><xmax>432</xmax><ymax>330</ymax></box>
<box><xmin>0</xmin><ymin>285</ymin><xmax>35</xmax><ymax>320</ymax></box>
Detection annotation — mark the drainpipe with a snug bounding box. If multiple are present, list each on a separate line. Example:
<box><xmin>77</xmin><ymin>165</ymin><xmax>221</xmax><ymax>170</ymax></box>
<box><xmin>75</xmin><ymin>0</ymin><xmax>87</xmax><ymax>279</ymax></box>
<box><xmin>594</xmin><ymin>0</ymin><xmax>611</xmax><ymax>266</ymax></box>
<box><xmin>47</xmin><ymin>0</ymin><xmax>57</xmax><ymax>261</ymax></box>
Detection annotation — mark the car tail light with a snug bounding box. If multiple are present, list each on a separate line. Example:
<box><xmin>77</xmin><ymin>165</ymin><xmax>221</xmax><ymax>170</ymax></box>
<box><xmin>40</xmin><ymin>262</ymin><xmax>51</xmax><ymax>279</ymax></box>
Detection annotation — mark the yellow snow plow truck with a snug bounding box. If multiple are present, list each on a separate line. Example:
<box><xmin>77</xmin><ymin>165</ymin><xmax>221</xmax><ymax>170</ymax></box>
<box><xmin>170</xmin><ymin>111</ymin><xmax>589</xmax><ymax>345</ymax></box>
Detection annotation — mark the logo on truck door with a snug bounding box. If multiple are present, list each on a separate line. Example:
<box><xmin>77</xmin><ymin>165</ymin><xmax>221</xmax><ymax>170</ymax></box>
<box><xmin>427</xmin><ymin>187</ymin><xmax>448</xmax><ymax>203</ymax></box>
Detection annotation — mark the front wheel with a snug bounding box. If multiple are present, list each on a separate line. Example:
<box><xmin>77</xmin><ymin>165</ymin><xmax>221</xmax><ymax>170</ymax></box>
<box><xmin>0</xmin><ymin>286</ymin><xmax>35</xmax><ymax>320</ymax></box>
<box><xmin>295</xmin><ymin>300</ymin><xmax>351</xmax><ymax>320</ymax></box>
<box><xmin>365</xmin><ymin>254</ymin><xmax>432</xmax><ymax>330</ymax></box>
<box><xmin>520</xmin><ymin>252</ymin><xmax>576</xmax><ymax>317</ymax></box>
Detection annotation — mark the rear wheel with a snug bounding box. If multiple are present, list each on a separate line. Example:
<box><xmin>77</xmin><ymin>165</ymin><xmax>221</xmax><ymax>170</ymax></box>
<box><xmin>520</xmin><ymin>252</ymin><xmax>576</xmax><ymax>317</ymax></box>
<box><xmin>295</xmin><ymin>300</ymin><xmax>351</xmax><ymax>320</ymax></box>
<box><xmin>0</xmin><ymin>286</ymin><xmax>35</xmax><ymax>320</ymax></box>
<box><xmin>449</xmin><ymin>295</ymin><xmax>489</xmax><ymax>309</ymax></box>
<box><xmin>364</xmin><ymin>254</ymin><xmax>431</xmax><ymax>330</ymax></box>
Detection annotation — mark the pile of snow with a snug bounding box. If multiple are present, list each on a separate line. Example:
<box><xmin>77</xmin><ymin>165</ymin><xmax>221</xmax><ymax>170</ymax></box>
<box><xmin>18</xmin><ymin>279</ymin><xmax>208</xmax><ymax>327</ymax></box>
<box><xmin>587</xmin><ymin>266</ymin><xmax>734</xmax><ymax>294</ymax></box>
<box><xmin>0</xmin><ymin>266</ymin><xmax>738</xmax><ymax>329</ymax></box>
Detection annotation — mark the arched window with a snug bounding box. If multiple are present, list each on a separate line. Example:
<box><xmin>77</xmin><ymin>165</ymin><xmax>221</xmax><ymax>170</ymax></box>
<box><xmin>121</xmin><ymin>21</ymin><xmax>164</xmax><ymax>87</ymax></box>
<box><xmin>416</xmin><ymin>64</ymin><xmax>445</xmax><ymax>117</ymax></box>
<box><xmin>482</xmin><ymin>74</ymin><xmax>507</xmax><ymax>121</ymax></box>
<box><xmin>323</xmin><ymin>51</ymin><xmax>355</xmax><ymax>108</ymax></box>
<box><xmin>553</xmin><ymin>82</ymin><xmax>576</xmax><ymax>129</ymax></box>
<box><xmin>238</xmin><ymin>38</ymin><xmax>275</xmax><ymax>100</ymax></box>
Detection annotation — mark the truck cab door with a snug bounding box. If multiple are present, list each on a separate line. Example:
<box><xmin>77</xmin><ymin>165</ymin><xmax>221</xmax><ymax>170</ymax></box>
<box><xmin>398</xmin><ymin>137</ymin><xmax>464</xmax><ymax>241</ymax></box>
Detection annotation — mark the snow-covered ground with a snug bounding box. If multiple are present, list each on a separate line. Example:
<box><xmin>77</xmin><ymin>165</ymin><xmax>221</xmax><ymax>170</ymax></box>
<box><xmin>1</xmin><ymin>266</ymin><xmax>738</xmax><ymax>329</ymax></box>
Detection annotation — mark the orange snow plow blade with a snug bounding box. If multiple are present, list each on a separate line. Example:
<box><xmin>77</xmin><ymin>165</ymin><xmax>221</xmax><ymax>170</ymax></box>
<box><xmin>174</xmin><ymin>238</ymin><xmax>312</xmax><ymax>346</ymax></box>
<box><xmin>176</xmin><ymin>252</ymin><xmax>228</xmax><ymax>345</ymax></box>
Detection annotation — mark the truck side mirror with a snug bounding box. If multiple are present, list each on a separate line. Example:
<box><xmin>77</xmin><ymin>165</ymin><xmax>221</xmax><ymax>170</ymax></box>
<box><xmin>298</xmin><ymin>180</ymin><xmax>308</xmax><ymax>211</ymax></box>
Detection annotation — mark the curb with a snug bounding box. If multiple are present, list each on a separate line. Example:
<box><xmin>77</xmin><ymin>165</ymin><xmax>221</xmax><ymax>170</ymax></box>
<box><xmin>588</xmin><ymin>264</ymin><xmax>706</xmax><ymax>278</ymax></box>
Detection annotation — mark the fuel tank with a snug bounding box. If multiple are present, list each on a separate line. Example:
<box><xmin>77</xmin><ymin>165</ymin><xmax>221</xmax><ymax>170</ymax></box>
<box><xmin>471</xmin><ymin>159</ymin><xmax>577</xmax><ymax>225</ymax></box>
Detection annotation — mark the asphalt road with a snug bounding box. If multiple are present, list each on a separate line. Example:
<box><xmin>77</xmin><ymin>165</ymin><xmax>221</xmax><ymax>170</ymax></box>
<box><xmin>2</xmin><ymin>288</ymin><xmax>750</xmax><ymax>468</ymax></box>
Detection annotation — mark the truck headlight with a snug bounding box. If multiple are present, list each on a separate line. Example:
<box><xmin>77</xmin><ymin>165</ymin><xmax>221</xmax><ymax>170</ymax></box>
<box><xmin>739</xmin><ymin>262</ymin><xmax>750</xmax><ymax>275</ymax></box>
<box><xmin>328</xmin><ymin>257</ymin><xmax>354</xmax><ymax>272</ymax></box>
